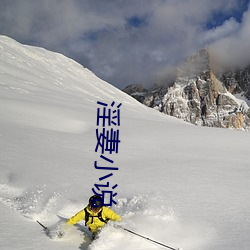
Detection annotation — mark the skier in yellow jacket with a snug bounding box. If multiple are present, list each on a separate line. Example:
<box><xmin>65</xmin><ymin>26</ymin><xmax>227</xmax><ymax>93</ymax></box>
<box><xmin>67</xmin><ymin>195</ymin><xmax>121</xmax><ymax>238</ymax></box>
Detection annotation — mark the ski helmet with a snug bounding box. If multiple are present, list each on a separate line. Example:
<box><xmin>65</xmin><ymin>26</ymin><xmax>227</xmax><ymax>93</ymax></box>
<box><xmin>89</xmin><ymin>195</ymin><xmax>103</xmax><ymax>208</ymax></box>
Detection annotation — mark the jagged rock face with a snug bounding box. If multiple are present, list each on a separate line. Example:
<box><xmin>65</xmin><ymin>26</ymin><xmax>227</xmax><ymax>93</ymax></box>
<box><xmin>217</xmin><ymin>66</ymin><xmax>250</xmax><ymax>99</ymax></box>
<box><xmin>123</xmin><ymin>49</ymin><xmax>250</xmax><ymax>130</ymax></box>
<box><xmin>162</xmin><ymin>74</ymin><xmax>249</xmax><ymax>128</ymax></box>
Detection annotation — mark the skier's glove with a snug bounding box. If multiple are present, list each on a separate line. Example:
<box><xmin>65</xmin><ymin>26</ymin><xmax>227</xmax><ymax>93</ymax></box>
<box><xmin>56</xmin><ymin>230</ymin><xmax>64</xmax><ymax>238</ymax></box>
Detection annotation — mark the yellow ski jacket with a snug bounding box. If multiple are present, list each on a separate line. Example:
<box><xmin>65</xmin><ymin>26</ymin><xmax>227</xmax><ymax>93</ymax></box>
<box><xmin>67</xmin><ymin>206</ymin><xmax>121</xmax><ymax>233</ymax></box>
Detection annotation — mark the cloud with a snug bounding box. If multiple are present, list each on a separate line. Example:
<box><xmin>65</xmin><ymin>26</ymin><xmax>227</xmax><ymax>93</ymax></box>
<box><xmin>0</xmin><ymin>0</ymin><xmax>249</xmax><ymax>89</ymax></box>
<box><xmin>200</xmin><ymin>18</ymin><xmax>240</xmax><ymax>45</ymax></box>
<box><xmin>209</xmin><ymin>4</ymin><xmax>250</xmax><ymax>69</ymax></box>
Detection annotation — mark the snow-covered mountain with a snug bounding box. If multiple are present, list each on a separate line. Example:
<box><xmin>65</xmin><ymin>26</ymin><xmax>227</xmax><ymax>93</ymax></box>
<box><xmin>0</xmin><ymin>36</ymin><xmax>250</xmax><ymax>250</ymax></box>
<box><xmin>124</xmin><ymin>49</ymin><xmax>250</xmax><ymax>130</ymax></box>
<box><xmin>217</xmin><ymin>65</ymin><xmax>250</xmax><ymax>100</ymax></box>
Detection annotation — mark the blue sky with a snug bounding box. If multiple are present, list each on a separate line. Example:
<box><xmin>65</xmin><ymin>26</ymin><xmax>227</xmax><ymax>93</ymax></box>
<box><xmin>0</xmin><ymin>0</ymin><xmax>249</xmax><ymax>89</ymax></box>
<box><xmin>205</xmin><ymin>0</ymin><xmax>249</xmax><ymax>28</ymax></box>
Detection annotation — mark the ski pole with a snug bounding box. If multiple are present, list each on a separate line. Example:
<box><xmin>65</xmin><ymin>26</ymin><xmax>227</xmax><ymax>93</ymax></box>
<box><xmin>123</xmin><ymin>227</ymin><xmax>180</xmax><ymax>250</ymax></box>
<box><xmin>37</xmin><ymin>220</ymin><xmax>48</xmax><ymax>231</ymax></box>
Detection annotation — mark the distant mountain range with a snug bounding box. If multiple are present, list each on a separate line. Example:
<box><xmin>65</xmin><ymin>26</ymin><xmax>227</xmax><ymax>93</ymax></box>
<box><xmin>123</xmin><ymin>49</ymin><xmax>250</xmax><ymax>130</ymax></box>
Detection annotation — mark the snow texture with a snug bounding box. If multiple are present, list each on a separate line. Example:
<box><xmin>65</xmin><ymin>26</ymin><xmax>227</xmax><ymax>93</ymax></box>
<box><xmin>0</xmin><ymin>36</ymin><xmax>250</xmax><ymax>250</ymax></box>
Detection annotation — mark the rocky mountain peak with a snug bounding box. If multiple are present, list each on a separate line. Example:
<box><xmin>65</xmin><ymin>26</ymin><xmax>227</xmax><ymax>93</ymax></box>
<box><xmin>177</xmin><ymin>49</ymin><xmax>210</xmax><ymax>78</ymax></box>
<box><xmin>123</xmin><ymin>49</ymin><xmax>250</xmax><ymax>130</ymax></box>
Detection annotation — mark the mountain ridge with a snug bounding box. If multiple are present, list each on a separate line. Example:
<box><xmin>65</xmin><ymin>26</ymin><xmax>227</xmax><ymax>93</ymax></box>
<box><xmin>123</xmin><ymin>49</ymin><xmax>250</xmax><ymax>130</ymax></box>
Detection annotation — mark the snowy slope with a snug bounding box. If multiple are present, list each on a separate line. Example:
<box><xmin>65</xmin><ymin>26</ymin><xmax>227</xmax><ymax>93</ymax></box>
<box><xmin>0</xmin><ymin>36</ymin><xmax>250</xmax><ymax>250</ymax></box>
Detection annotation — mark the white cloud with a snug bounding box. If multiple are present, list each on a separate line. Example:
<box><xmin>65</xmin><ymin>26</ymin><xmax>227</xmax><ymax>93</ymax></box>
<box><xmin>0</xmin><ymin>0</ymin><xmax>249</xmax><ymax>88</ymax></box>
<box><xmin>200</xmin><ymin>18</ymin><xmax>240</xmax><ymax>45</ymax></box>
<box><xmin>209</xmin><ymin>5</ymin><xmax>250</xmax><ymax>68</ymax></box>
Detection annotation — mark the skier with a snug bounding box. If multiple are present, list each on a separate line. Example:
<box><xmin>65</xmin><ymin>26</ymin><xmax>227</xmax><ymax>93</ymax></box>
<box><xmin>66</xmin><ymin>195</ymin><xmax>122</xmax><ymax>239</ymax></box>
